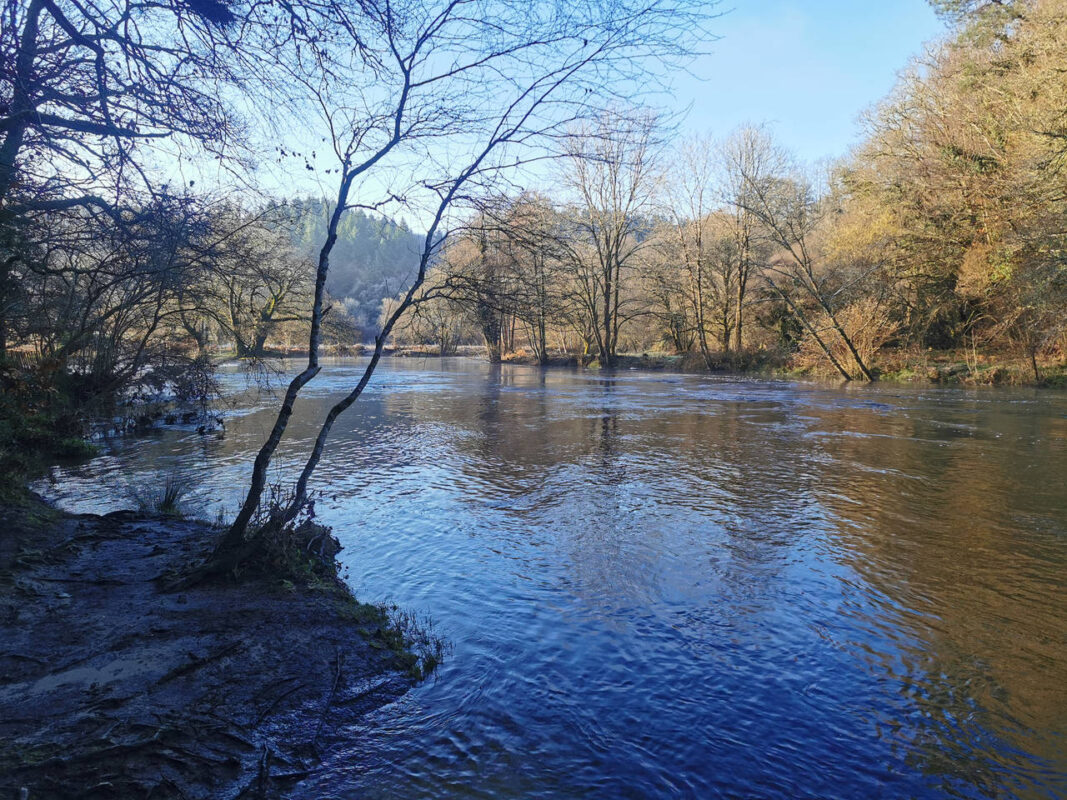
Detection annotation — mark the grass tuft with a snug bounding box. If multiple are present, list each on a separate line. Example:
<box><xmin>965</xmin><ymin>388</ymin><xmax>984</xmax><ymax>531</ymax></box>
<box><xmin>339</xmin><ymin>599</ymin><xmax>449</xmax><ymax>680</ymax></box>
<box><xmin>129</xmin><ymin>474</ymin><xmax>192</xmax><ymax>518</ymax></box>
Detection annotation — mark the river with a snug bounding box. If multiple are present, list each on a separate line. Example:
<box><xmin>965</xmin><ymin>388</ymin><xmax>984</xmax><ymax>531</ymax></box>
<box><xmin>37</xmin><ymin>358</ymin><xmax>1067</xmax><ymax>799</ymax></box>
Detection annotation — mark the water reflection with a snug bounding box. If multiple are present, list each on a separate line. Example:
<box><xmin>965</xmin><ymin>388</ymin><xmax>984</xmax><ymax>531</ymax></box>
<box><xmin>37</xmin><ymin>359</ymin><xmax>1067</xmax><ymax>799</ymax></box>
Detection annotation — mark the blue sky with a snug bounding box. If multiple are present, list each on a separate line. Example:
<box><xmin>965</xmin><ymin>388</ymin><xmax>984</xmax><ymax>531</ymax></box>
<box><xmin>674</xmin><ymin>0</ymin><xmax>947</xmax><ymax>161</ymax></box>
<box><xmin>220</xmin><ymin>0</ymin><xmax>949</xmax><ymax>220</ymax></box>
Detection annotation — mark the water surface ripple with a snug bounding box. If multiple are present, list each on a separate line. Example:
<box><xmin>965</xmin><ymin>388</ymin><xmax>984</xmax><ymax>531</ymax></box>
<box><xmin>39</xmin><ymin>359</ymin><xmax>1067</xmax><ymax>799</ymax></box>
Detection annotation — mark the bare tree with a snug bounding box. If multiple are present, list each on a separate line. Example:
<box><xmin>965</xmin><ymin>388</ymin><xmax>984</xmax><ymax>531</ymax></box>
<box><xmin>729</xmin><ymin>133</ymin><xmax>877</xmax><ymax>381</ymax></box>
<box><xmin>195</xmin><ymin>212</ymin><xmax>313</xmax><ymax>358</ymax></box>
<box><xmin>213</xmin><ymin>0</ymin><xmax>713</xmax><ymax>562</ymax></box>
<box><xmin>383</xmin><ymin>288</ymin><xmax>471</xmax><ymax>355</ymax></box>
<box><xmin>660</xmin><ymin>134</ymin><xmax>735</xmax><ymax>362</ymax></box>
<box><xmin>719</xmin><ymin>126</ymin><xmax>776</xmax><ymax>353</ymax></box>
<box><xmin>0</xmin><ymin>0</ymin><xmax>237</xmax><ymax>214</ymax></box>
<box><xmin>13</xmin><ymin>195</ymin><xmax>214</xmax><ymax>399</ymax></box>
<box><xmin>418</xmin><ymin>194</ymin><xmax>572</xmax><ymax>363</ymax></box>
<box><xmin>562</xmin><ymin>109</ymin><xmax>660</xmax><ymax>367</ymax></box>
<box><xmin>497</xmin><ymin>195</ymin><xmax>572</xmax><ymax>364</ymax></box>
<box><xmin>426</xmin><ymin>221</ymin><xmax>516</xmax><ymax>363</ymax></box>
<box><xmin>0</xmin><ymin>0</ymin><xmax>241</xmax><ymax>353</ymax></box>
<box><xmin>643</xmin><ymin>225</ymin><xmax>696</xmax><ymax>353</ymax></box>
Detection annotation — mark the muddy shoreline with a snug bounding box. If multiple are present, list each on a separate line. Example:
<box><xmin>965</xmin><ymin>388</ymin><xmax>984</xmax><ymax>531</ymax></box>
<box><xmin>0</xmin><ymin>497</ymin><xmax>420</xmax><ymax>800</ymax></box>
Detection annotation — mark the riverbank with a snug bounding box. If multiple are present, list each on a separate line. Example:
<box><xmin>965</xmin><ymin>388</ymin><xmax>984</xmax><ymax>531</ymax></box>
<box><xmin>211</xmin><ymin>342</ymin><xmax>1067</xmax><ymax>387</ymax></box>
<box><xmin>0</xmin><ymin>495</ymin><xmax>432</xmax><ymax>800</ymax></box>
<box><xmin>499</xmin><ymin>348</ymin><xmax>1067</xmax><ymax>387</ymax></box>
<box><xmin>872</xmin><ymin>349</ymin><xmax>1067</xmax><ymax>388</ymax></box>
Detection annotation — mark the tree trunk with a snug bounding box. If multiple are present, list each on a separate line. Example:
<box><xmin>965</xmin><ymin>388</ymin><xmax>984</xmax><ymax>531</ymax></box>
<box><xmin>803</xmin><ymin>265</ymin><xmax>875</xmax><ymax>382</ymax></box>
<box><xmin>0</xmin><ymin>0</ymin><xmax>43</xmax><ymax>204</ymax></box>
<box><xmin>601</xmin><ymin>264</ymin><xmax>614</xmax><ymax>367</ymax></box>
<box><xmin>537</xmin><ymin>316</ymin><xmax>548</xmax><ymax>365</ymax></box>
<box><xmin>253</xmin><ymin>330</ymin><xmax>269</xmax><ymax>359</ymax></box>
<box><xmin>733</xmin><ymin>225</ymin><xmax>750</xmax><ymax>354</ymax></box>
<box><xmin>478</xmin><ymin>299</ymin><xmax>502</xmax><ymax>363</ymax></box>
<box><xmin>826</xmin><ymin>308</ymin><xmax>874</xmax><ymax>381</ymax></box>
<box><xmin>734</xmin><ymin>272</ymin><xmax>747</xmax><ymax>352</ymax></box>
<box><xmin>0</xmin><ymin>250</ymin><xmax>15</xmax><ymax>357</ymax></box>
<box><xmin>220</xmin><ymin>169</ymin><xmax>355</xmax><ymax>550</ymax></box>
<box><xmin>691</xmin><ymin>264</ymin><xmax>713</xmax><ymax>369</ymax></box>
<box><xmin>772</xmin><ymin>280</ymin><xmax>853</xmax><ymax>381</ymax></box>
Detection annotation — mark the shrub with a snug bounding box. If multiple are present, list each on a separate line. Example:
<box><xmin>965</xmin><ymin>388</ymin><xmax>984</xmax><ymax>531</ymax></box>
<box><xmin>792</xmin><ymin>298</ymin><xmax>899</xmax><ymax>379</ymax></box>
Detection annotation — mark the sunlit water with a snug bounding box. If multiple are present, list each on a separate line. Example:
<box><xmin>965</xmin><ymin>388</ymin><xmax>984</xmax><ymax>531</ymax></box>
<box><xmin>37</xmin><ymin>358</ymin><xmax>1067</xmax><ymax>798</ymax></box>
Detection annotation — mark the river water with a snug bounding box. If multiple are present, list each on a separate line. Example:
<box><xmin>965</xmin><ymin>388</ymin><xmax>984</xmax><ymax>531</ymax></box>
<box><xmin>38</xmin><ymin>358</ymin><xmax>1067</xmax><ymax>798</ymax></box>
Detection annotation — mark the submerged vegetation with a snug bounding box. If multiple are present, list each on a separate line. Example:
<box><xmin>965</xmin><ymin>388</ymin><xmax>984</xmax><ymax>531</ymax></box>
<box><xmin>129</xmin><ymin>474</ymin><xmax>194</xmax><ymax>518</ymax></box>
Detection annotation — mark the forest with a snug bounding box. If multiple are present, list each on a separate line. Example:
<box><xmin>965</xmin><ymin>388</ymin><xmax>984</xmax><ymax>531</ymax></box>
<box><xmin>392</xmin><ymin>1</ymin><xmax>1067</xmax><ymax>383</ymax></box>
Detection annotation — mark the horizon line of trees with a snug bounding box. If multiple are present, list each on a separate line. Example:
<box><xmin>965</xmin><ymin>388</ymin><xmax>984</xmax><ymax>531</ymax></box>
<box><xmin>388</xmin><ymin>0</ymin><xmax>1067</xmax><ymax>381</ymax></box>
<box><xmin>4</xmin><ymin>0</ymin><xmax>1062</xmax><ymax>399</ymax></box>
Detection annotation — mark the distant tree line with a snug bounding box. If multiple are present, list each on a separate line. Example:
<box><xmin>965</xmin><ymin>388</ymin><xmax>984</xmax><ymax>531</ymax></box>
<box><xmin>280</xmin><ymin>199</ymin><xmax>422</xmax><ymax>337</ymax></box>
<box><xmin>0</xmin><ymin>193</ymin><xmax>407</xmax><ymax>410</ymax></box>
<box><xmin>390</xmin><ymin>0</ymin><xmax>1067</xmax><ymax>381</ymax></box>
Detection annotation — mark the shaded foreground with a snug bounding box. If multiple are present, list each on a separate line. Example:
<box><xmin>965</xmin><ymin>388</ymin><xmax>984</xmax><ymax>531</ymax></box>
<box><xmin>0</xmin><ymin>497</ymin><xmax>419</xmax><ymax>800</ymax></box>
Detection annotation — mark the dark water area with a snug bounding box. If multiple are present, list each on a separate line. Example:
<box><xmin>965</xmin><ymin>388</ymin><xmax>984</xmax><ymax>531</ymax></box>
<box><xmin>37</xmin><ymin>358</ymin><xmax>1067</xmax><ymax>798</ymax></box>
